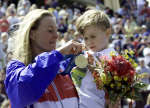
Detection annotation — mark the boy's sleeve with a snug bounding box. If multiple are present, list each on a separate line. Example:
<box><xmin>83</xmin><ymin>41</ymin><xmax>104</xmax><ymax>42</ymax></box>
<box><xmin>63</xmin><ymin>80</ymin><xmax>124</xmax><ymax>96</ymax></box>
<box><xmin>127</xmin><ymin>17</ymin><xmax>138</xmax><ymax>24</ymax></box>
<box><xmin>4</xmin><ymin>50</ymin><xmax>64</xmax><ymax>108</ymax></box>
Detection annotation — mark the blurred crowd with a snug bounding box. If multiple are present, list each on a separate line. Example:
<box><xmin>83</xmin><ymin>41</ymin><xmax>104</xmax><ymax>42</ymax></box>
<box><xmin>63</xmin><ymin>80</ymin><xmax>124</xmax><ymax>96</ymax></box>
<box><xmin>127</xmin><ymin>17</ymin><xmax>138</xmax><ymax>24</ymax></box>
<box><xmin>0</xmin><ymin>0</ymin><xmax>150</xmax><ymax>107</ymax></box>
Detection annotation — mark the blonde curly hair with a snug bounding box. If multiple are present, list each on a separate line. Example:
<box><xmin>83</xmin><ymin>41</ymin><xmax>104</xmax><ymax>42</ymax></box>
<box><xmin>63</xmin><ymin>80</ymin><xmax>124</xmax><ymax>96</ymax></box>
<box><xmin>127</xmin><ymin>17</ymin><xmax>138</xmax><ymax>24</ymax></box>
<box><xmin>13</xmin><ymin>9</ymin><xmax>53</xmax><ymax>65</ymax></box>
<box><xmin>76</xmin><ymin>9</ymin><xmax>110</xmax><ymax>35</ymax></box>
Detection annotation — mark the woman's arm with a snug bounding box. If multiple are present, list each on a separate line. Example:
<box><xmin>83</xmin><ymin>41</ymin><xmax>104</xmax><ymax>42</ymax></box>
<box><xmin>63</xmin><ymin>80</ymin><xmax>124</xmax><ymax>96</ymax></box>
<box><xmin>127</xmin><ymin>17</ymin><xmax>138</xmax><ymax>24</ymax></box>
<box><xmin>5</xmin><ymin>50</ymin><xmax>64</xmax><ymax>108</ymax></box>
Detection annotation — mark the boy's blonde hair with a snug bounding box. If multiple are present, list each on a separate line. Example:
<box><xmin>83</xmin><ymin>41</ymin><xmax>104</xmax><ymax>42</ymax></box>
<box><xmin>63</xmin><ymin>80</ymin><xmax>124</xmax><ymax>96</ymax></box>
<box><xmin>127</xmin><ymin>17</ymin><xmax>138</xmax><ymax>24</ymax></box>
<box><xmin>76</xmin><ymin>9</ymin><xmax>110</xmax><ymax>35</ymax></box>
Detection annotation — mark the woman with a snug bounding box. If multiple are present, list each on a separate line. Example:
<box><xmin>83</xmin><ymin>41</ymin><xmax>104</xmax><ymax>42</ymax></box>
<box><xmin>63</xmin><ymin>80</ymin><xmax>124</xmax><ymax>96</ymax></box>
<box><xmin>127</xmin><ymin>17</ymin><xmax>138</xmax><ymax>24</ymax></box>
<box><xmin>4</xmin><ymin>9</ymin><xmax>82</xmax><ymax>108</ymax></box>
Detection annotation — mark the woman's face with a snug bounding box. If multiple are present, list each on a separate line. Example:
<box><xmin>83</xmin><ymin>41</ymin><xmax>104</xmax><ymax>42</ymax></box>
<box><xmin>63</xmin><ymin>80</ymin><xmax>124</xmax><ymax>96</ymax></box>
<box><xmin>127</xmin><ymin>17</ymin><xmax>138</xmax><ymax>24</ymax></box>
<box><xmin>30</xmin><ymin>16</ymin><xmax>58</xmax><ymax>53</ymax></box>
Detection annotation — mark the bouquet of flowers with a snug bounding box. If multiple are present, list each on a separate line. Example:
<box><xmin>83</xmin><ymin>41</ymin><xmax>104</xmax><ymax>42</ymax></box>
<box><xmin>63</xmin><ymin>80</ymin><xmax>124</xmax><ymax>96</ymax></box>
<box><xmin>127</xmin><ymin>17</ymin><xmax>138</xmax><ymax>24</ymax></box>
<box><xmin>87</xmin><ymin>50</ymin><xmax>146</xmax><ymax>104</ymax></box>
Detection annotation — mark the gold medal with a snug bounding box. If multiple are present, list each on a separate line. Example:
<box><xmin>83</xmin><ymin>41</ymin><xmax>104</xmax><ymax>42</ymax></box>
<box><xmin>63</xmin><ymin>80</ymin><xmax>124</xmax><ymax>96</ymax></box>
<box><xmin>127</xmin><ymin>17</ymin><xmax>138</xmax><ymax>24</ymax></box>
<box><xmin>75</xmin><ymin>54</ymin><xmax>88</xmax><ymax>68</ymax></box>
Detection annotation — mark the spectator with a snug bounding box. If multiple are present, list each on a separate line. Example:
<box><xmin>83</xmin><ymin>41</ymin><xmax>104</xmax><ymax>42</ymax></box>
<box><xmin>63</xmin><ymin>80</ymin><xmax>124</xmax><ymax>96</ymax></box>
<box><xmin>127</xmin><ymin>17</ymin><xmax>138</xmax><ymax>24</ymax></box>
<box><xmin>0</xmin><ymin>32</ymin><xmax>8</xmax><ymax>69</ymax></box>
<box><xmin>58</xmin><ymin>17</ymin><xmax>68</xmax><ymax>34</ymax></box>
<box><xmin>29</xmin><ymin>4</ymin><xmax>37</xmax><ymax>11</ymax></box>
<box><xmin>17</xmin><ymin>0</ymin><xmax>31</xmax><ymax>16</ymax></box>
<box><xmin>136</xmin><ymin>58</ymin><xmax>150</xmax><ymax>84</ymax></box>
<box><xmin>124</xmin><ymin>16</ymin><xmax>137</xmax><ymax>34</ymax></box>
<box><xmin>0</xmin><ymin>1</ymin><xmax>6</xmax><ymax>17</ymax></box>
<box><xmin>7</xmin><ymin>9</ymin><xmax>20</xmax><ymax>26</ymax></box>
<box><xmin>123</xmin><ymin>36</ymin><xmax>135</xmax><ymax>51</ymax></box>
<box><xmin>0</xmin><ymin>14</ymin><xmax>9</xmax><ymax>33</ymax></box>
<box><xmin>146</xmin><ymin>17</ymin><xmax>150</xmax><ymax>32</ymax></box>
<box><xmin>136</xmin><ymin>37</ymin><xmax>147</xmax><ymax>57</ymax></box>
<box><xmin>143</xmin><ymin>36</ymin><xmax>150</xmax><ymax>67</ymax></box>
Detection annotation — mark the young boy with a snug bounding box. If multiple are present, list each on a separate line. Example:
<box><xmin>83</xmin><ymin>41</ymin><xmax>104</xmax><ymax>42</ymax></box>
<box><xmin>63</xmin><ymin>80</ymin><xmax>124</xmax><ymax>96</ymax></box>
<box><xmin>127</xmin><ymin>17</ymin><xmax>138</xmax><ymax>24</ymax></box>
<box><xmin>72</xmin><ymin>9</ymin><xmax>118</xmax><ymax>108</ymax></box>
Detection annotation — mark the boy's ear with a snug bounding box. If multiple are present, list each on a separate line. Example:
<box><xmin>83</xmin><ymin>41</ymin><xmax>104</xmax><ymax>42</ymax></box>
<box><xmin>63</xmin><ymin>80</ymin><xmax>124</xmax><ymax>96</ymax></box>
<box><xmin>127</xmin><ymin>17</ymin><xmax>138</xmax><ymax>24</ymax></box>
<box><xmin>106</xmin><ymin>28</ymin><xmax>111</xmax><ymax>36</ymax></box>
<box><xmin>30</xmin><ymin>30</ymin><xmax>36</xmax><ymax>41</ymax></box>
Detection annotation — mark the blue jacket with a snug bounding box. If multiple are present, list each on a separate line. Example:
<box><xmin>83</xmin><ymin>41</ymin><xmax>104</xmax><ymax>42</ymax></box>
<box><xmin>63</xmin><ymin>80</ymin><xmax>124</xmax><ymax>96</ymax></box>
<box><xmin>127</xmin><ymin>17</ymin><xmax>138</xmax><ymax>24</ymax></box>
<box><xmin>5</xmin><ymin>50</ymin><xmax>69</xmax><ymax>108</ymax></box>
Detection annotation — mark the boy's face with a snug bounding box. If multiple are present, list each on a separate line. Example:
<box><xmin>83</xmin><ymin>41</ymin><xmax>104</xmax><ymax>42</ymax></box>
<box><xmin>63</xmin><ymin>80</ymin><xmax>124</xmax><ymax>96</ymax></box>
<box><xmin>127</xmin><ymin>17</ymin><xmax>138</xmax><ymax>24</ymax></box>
<box><xmin>83</xmin><ymin>25</ymin><xmax>109</xmax><ymax>52</ymax></box>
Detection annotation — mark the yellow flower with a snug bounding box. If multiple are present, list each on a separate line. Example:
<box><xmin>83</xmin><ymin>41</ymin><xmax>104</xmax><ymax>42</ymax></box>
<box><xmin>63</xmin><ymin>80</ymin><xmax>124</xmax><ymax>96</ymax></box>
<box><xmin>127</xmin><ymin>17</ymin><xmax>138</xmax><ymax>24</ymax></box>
<box><xmin>133</xmin><ymin>63</ymin><xmax>138</xmax><ymax>68</ymax></box>
<box><xmin>129</xmin><ymin>58</ymin><xmax>133</xmax><ymax>63</ymax></box>
<box><xmin>110</xmin><ymin>83</ymin><xmax>114</xmax><ymax>88</ymax></box>
<box><xmin>103</xmin><ymin>81</ymin><xmax>107</xmax><ymax>84</ymax></box>
<box><xmin>101</xmin><ymin>73</ymin><xmax>106</xmax><ymax>81</ymax></box>
<box><xmin>110</xmin><ymin>51</ymin><xmax>116</xmax><ymax>56</ymax></box>
<box><xmin>129</xmin><ymin>50</ymin><xmax>134</xmax><ymax>55</ymax></box>
<box><xmin>125</xmin><ymin>49</ymin><xmax>129</xmax><ymax>54</ymax></box>
<box><xmin>117</xmin><ymin>82</ymin><xmax>121</xmax><ymax>87</ymax></box>
<box><xmin>123</xmin><ymin>77</ymin><xmax>128</xmax><ymax>81</ymax></box>
<box><xmin>101</xmin><ymin>73</ymin><xmax>110</xmax><ymax>85</ymax></box>
<box><xmin>124</xmin><ymin>54</ymin><xmax>129</xmax><ymax>59</ymax></box>
<box><xmin>114</xmin><ymin>76</ymin><xmax>120</xmax><ymax>81</ymax></box>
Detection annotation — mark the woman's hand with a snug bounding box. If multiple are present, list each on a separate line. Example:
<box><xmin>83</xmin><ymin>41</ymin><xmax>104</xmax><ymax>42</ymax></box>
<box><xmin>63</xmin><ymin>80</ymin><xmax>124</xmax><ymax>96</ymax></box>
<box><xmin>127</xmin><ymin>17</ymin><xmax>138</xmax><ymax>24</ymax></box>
<box><xmin>57</xmin><ymin>40</ymin><xmax>83</xmax><ymax>55</ymax></box>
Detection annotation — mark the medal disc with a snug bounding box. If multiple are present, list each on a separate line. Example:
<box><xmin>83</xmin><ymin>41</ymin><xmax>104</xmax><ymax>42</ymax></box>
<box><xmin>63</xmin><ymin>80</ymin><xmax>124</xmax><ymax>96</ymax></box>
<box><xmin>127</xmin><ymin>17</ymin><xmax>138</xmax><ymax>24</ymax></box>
<box><xmin>75</xmin><ymin>54</ymin><xmax>88</xmax><ymax>68</ymax></box>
